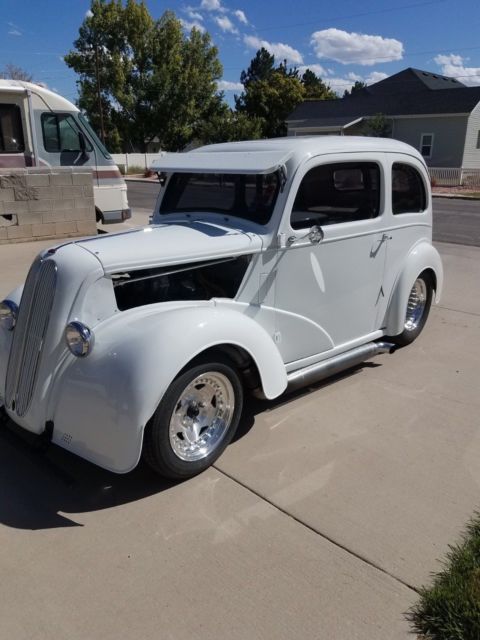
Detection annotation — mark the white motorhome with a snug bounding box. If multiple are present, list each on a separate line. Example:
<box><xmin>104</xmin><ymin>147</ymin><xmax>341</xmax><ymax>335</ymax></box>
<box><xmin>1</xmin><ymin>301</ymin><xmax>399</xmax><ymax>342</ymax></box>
<box><xmin>0</xmin><ymin>79</ymin><xmax>130</xmax><ymax>224</ymax></box>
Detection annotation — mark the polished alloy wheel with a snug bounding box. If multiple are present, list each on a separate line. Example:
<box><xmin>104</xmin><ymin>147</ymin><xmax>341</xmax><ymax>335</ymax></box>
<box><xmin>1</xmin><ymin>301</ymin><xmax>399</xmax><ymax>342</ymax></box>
<box><xmin>404</xmin><ymin>278</ymin><xmax>427</xmax><ymax>331</ymax></box>
<box><xmin>169</xmin><ymin>372</ymin><xmax>234</xmax><ymax>461</ymax></box>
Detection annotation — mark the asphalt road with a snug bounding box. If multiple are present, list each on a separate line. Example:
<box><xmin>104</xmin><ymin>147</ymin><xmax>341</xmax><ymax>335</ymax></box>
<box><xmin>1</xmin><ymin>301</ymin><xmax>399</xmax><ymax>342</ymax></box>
<box><xmin>126</xmin><ymin>180</ymin><xmax>480</xmax><ymax>247</ymax></box>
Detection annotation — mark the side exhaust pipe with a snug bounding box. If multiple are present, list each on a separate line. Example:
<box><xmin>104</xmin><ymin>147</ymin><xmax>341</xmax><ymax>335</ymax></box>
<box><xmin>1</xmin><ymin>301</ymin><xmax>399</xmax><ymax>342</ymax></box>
<box><xmin>285</xmin><ymin>341</ymin><xmax>396</xmax><ymax>394</ymax></box>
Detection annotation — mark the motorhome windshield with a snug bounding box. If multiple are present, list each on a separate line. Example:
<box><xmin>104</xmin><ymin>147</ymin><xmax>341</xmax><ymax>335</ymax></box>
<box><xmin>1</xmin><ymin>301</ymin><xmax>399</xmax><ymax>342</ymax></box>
<box><xmin>160</xmin><ymin>172</ymin><xmax>280</xmax><ymax>225</ymax></box>
<box><xmin>78</xmin><ymin>113</ymin><xmax>111</xmax><ymax>159</ymax></box>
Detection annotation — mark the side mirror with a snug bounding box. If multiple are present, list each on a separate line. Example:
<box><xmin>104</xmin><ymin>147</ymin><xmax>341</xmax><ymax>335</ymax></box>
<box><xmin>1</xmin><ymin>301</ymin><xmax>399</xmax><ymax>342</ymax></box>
<box><xmin>78</xmin><ymin>131</ymin><xmax>87</xmax><ymax>153</ymax></box>
<box><xmin>308</xmin><ymin>225</ymin><xmax>324</xmax><ymax>244</ymax></box>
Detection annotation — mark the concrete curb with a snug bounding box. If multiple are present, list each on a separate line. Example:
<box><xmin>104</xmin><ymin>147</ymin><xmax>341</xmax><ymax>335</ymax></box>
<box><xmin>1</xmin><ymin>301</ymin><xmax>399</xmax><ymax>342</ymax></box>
<box><xmin>432</xmin><ymin>193</ymin><xmax>480</xmax><ymax>200</ymax></box>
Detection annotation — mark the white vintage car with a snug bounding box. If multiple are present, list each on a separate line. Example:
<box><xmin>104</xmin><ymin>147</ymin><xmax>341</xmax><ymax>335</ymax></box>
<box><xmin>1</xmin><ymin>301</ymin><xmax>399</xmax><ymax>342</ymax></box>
<box><xmin>0</xmin><ymin>137</ymin><xmax>443</xmax><ymax>479</ymax></box>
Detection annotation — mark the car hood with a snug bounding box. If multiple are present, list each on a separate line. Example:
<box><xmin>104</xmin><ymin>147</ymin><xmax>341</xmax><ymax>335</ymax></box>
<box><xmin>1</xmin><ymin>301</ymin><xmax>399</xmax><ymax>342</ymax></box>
<box><xmin>75</xmin><ymin>220</ymin><xmax>263</xmax><ymax>273</ymax></box>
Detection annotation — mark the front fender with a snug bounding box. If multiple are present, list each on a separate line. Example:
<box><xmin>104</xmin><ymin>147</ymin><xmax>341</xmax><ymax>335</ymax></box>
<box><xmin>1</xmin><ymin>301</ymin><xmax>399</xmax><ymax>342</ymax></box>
<box><xmin>384</xmin><ymin>241</ymin><xmax>443</xmax><ymax>336</ymax></box>
<box><xmin>51</xmin><ymin>304</ymin><xmax>286</xmax><ymax>473</ymax></box>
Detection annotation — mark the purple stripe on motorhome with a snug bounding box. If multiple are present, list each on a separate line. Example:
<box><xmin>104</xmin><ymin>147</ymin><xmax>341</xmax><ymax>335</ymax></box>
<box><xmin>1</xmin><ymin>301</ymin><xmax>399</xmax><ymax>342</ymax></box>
<box><xmin>0</xmin><ymin>155</ymin><xmax>27</xmax><ymax>168</ymax></box>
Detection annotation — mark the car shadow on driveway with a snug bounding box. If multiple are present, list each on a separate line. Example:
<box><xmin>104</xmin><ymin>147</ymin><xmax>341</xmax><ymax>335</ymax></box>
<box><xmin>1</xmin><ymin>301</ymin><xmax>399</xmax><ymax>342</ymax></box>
<box><xmin>0</xmin><ymin>362</ymin><xmax>380</xmax><ymax>531</ymax></box>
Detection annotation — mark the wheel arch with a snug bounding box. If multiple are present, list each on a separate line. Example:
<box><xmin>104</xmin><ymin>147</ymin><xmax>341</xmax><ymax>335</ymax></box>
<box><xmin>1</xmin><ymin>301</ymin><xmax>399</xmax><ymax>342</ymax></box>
<box><xmin>179</xmin><ymin>343</ymin><xmax>263</xmax><ymax>395</ymax></box>
<box><xmin>383</xmin><ymin>242</ymin><xmax>443</xmax><ymax>336</ymax></box>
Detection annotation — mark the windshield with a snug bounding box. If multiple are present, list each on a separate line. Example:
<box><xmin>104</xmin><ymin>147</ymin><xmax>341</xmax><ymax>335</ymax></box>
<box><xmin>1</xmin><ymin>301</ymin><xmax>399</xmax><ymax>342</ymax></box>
<box><xmin>160</xmin><ymin>172</ymin><xmax>280</xmax><ymax>225</ymax></box>
<box><xmin>78</xmin><ymin>113</ymin><xmax>111</xmax><ymax>159</ymax></box>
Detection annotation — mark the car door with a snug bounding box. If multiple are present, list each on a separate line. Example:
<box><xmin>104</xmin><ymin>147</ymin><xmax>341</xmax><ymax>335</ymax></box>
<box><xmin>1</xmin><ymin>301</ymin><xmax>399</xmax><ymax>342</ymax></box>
<box><xmin>274</xmin><ymin>153</ymin><xmax>388</xmax><ymax>365</ymax></box>
<box><xmin>36</xmin><ymin>111</ymin><xmax>98</xmax><ymax>173</ymax></box>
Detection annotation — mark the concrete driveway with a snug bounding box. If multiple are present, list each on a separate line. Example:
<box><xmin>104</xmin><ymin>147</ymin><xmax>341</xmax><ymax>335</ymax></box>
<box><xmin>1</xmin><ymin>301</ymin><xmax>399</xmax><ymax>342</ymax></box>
<box><xmin>0</xmin><ymin>239</ymin><xmax>479</xmax><ymax>639</ymax></box>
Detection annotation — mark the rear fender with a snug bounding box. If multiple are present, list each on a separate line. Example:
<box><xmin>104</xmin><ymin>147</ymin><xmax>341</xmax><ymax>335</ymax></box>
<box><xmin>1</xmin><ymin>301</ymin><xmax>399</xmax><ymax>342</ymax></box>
<box><xmin>384</xmin><ymin>241</ymin><xmax>443</xmax><ymax>336</ymax></box>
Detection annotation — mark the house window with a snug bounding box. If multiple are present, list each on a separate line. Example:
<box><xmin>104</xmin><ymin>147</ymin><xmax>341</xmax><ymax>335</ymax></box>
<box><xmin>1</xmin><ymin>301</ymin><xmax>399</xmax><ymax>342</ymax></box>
<box><xmin>476</xmin><ymin>130</ymin><xmax>480</xmax><ymax>149</ymax></box>
<box><xmin>392</xmin><ymin>163</ymin><xmax>426</xmax><ymax>214</ymax></box>
<box><xmin>291</xmin><ymin>162</ymin><xmax>381</xmax><ymax>229</ymax></box>
<box><xmin>0</xmin><ymin>103</ymin><xmax>25</xmax><ymax>153</ymax></box>
<box><xmin>420</xmin><ymin>133</ymin><xmax>434</xmax><ymax>159</ymax></box>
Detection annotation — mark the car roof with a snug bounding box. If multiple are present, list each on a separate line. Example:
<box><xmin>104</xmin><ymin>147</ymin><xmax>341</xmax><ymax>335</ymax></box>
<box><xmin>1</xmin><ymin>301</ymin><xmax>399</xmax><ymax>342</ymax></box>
<box><xmin>196</xmin><ymin>136</ymin><xmax>425</xmax><ymax>166</ymax></box>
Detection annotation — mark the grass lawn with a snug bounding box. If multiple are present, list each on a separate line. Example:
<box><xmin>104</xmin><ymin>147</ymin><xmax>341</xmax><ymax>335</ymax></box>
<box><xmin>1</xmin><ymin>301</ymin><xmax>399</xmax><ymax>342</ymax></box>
<box><xmin>407</xmin><ymin>513</ymin><xmax>480</xmax><ymax>639</ymax></box>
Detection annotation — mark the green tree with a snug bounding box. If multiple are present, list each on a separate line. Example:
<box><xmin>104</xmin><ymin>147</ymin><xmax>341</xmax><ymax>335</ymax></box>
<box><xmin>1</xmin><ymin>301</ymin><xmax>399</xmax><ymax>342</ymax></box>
<box><xmin>343</xmin><ymin>80</ymin><xmax>367</xmax><ymax>98</ymax></box>
<box><xmin>236</xmin><ymin>49</ymin><xmax>305</xmax><ymax>137</ymax></box>
<box><xmin>362</xmin><ymin>113</ymin><xmax>392</xmax><ymax>137</ymax></box>
<box><xmin>301</xmin><ymin>69</ymin><xmax>336</xmax><ymax>100</ymax></box>
<box><xmin>65</xmin><ymin>1</ymin><xmax>223</xmax><ymax>151</ymax></box>
<box><xmin>196</xmin><ymin>100</ymin><xmax>263</xmax><ymax>145</ymax></box>
<box><xmin>239</xmin><ymin>47</ymin><xmax>274</xmax><ymax>85</ymax></box>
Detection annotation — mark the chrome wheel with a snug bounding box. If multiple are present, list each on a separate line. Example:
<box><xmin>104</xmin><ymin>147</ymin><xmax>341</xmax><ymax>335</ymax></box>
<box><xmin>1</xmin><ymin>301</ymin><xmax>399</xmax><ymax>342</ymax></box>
<box><xmin>404</xmin><ymin>278</ymin><xmax>427</xmax><ymax>332</ymax></box>
<box><xmin>169</xmin><ymin>372</ymin><xmax>235</xmax><ymax>462</ymax></box>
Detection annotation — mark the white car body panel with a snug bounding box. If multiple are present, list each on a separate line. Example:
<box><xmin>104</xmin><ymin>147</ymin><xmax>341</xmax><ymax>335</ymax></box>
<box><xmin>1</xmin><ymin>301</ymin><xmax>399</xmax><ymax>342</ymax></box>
<box><xmin>50</xmin><ymin>304</ymin><xmax>286</xmax><ymax>472</ymax></box>
<box><xmin>0</xmin><ymin>136</ymin><xmax>443</xmax><ymax>473</ymax></box>
<box><xmin>151</xmin><ymin>150</ymin><xmax>293</xmax><ymax>174</ymax></box>
<box><xmin>76</xmin><ymin>221</ymin><xmax>263</xmax><ymax>272</ymax></box>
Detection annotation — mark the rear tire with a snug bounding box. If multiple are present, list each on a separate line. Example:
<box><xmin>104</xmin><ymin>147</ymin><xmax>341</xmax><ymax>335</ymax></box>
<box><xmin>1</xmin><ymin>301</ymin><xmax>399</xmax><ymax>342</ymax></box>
<box><xmin>390</xmin><ymin>273</ymin><xmax>433</xmax><ymax>347</ymax></box>
<box><xmin>143</xmin><ymin>355</ymin><xmax>243</xmax><ymax>480</ymax></box>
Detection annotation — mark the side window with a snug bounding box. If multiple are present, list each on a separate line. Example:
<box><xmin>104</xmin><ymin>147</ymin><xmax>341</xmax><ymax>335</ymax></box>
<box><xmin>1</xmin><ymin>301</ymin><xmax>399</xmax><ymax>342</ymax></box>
<box><xmin>420</xmin><ymin>133</ymin><xmax>433</xmax><ymax>159</ymax></box>
<box><xmin>41</xmin><ymin>113</ymin><xmax>92</xmax><ymax>153</ymax></box>
<box><xmin>392</xmin><ymin>163</ymin><xmax>427</xmax><ymax>214</ymax></box>
<box><xmin>0</xmin><ymin>104</ymin><xmax>25</xmax><ymax>153</ymax></box>
<box><xmin>42</xmin><ymin>113</ymin><xmax>60</xmax><ymax>152</ymax></box>
<box><xmin>291</xmin><ymin>162</ymin><xmax>380</xmax><ymax>229</ymax></box>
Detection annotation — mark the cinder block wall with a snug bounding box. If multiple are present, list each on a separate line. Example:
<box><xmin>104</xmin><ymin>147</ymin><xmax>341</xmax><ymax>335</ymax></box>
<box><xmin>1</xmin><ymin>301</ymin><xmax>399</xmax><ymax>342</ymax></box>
<box><xmin>0</xmin><ymin>168</ymin><xmax>97</xmax><ymax>244</ymax></box>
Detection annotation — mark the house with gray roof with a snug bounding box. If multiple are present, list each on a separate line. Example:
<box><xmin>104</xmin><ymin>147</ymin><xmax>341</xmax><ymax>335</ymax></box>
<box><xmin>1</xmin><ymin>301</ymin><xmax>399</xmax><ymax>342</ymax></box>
<box><xmin>287</xmin><ymin>68</ymin><xmax>480</xmax><ymax>169</ymax></box>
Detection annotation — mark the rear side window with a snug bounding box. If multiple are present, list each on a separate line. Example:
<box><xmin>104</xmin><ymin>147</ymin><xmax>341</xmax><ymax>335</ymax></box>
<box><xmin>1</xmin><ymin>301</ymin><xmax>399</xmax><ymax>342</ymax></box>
<box><xmin>0</xmin><ymin>104</ymin><xmax>25</xmax><ymax>153</ymax></box>
<box><xmin>291</xmin><ymin>162</ymin><xmax>380</xmax><ymax>229</ymax></box>
<box><xmin>392</xmin><ymin>163</ymin><xmax>426</xmax><ymax>214</ymax></box>
<box><xmin>41</xmin><ymin>113</ymin><xmax>92</xmax><ymax>153</ymax></box>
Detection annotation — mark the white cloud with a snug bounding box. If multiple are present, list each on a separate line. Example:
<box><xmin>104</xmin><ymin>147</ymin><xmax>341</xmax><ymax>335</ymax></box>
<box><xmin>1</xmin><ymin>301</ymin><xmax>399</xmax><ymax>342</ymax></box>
<box><xmin>365</xmin><ymin>71</ymin><xmax>388</xmax><ymax>84</ymax></box>
<box><xmin>311</xmin><ymin>28</ymin><xmax>403</xmax><ymax>66</ymax></box>
<box><xmin>298</xmin><ymin>64</ymin><xmax>330</xmax><ymax>77</ymax></box>
<box><xmin>234</xmin><ymin>9</ymin><xmax>248</xmax><ymax>24</ymax></box>
<box><xmin>8</xmin><ymin>29</ymin><xmax>22</xmax><ymax>36</ymax></box>
<box><xmin>85</xmin><ymin>9</ymin><xmax>94</xmax><ymax>18</ymax></box>
<box><xmin>323</xmin><ymin>76</ymin><xmax>357</xmax><ymax>95</ymax></box>
<box><xmin>186</xmin><ymin>9</ymin><xmax>203</xmax><ymax>21</ymax></box>
<box><xmin>434</xmin><ymin>54</ymin><xmax>480</xmax><ymax>86</ymax></box>
<box><xmin>218</xmin><ymin>80</ymin><xmax>243</xmax><ymax>91</ymax></box>
<box><xmin>322</xmin><ymin>70</ymin><xmax>389</xmax><ymax>96</ymax></box>
<box><xmin>244</xmin><ymin>35</ymin><xmax>303</xmax><ymax>65</ymax></box>
<box><xmin>435</xmin><ymin>53</ymin><xmax>463</xmax><ymax>66</ymax></box>
<box><xmin>200</xmin><ymin>0</ymin><xmax>222</xmax><ymax>10</ymax></box>
<box><xmin>215</xmin><ymin>15</ymin><xmax>238</xmax><ymax>34</ymax></box>
<box><xmin>180</xmin><ymin>19</ymin><xmax>206</xmax><ymax>33</ymax></box>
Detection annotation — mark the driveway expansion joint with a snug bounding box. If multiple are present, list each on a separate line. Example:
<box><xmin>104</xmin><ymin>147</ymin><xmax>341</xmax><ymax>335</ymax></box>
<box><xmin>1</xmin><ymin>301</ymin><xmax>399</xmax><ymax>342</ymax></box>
<box><xmin>214</xmin><ymin>465</ymin><xmax>419</xmax><ymax>595</ymax></box>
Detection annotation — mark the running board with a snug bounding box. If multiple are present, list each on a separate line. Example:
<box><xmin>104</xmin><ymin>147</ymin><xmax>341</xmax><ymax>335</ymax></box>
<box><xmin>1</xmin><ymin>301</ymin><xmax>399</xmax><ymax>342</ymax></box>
<box><xmin>285</xmin><ymin>341</ymin><xmax>396</xmax><ymax>394</ymax></box>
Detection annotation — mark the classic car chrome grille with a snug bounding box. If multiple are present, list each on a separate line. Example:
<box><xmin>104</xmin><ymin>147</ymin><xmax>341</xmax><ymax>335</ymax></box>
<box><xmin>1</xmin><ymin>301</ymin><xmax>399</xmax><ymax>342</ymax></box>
<box><xmin>5</xmin><ymin>259</ymin><xmax>57</xmax><ymax>417</ymax></box>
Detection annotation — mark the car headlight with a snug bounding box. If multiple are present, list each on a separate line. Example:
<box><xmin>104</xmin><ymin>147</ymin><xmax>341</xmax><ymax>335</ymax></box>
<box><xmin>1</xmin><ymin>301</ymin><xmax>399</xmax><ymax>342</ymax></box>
<box><xmin>65</xmin><ymin>321</ymin><xmax>94</xmax><ymax>357</ymax></box>
<box><xmin>0</xmin><ymin>299</ymin><xmax>19</xmax><ymax>331</ymax></box>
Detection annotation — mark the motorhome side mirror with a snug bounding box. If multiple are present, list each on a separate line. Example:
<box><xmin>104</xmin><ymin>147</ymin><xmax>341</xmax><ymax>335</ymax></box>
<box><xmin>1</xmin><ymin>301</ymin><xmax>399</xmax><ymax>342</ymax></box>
<box><xmin>78</xmin><ymin>131</ymin><xmax>87</xmax><ymax>153</ymax></box>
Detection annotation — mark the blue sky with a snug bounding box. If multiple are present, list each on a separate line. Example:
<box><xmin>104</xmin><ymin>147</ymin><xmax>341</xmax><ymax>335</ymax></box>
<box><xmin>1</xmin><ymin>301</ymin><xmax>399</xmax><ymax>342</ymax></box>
<box><xmin>2</xmin><ymin>0</ymin><xmax>480</xmax><ymax>105</ymax></box>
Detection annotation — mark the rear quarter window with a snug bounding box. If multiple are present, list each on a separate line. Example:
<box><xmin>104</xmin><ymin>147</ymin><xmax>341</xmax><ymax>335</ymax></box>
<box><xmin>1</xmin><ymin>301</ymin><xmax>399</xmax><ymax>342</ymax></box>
<box><xmin>392</xmin><ymin>163</ymin><xmax>427</xmax><ymax>214</ymax></box>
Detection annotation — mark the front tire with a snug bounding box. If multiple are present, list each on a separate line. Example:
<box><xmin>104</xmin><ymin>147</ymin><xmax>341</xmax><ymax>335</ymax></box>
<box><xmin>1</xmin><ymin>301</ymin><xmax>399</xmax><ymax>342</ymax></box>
<box><xmin>143</xmin><ymin>355</ymin><xmax>243</xmax><ymax>480</ymax></box>
<box><xmin>390</xmin><ymin>273</ymin><xmax>433</xmax><ymax>347</ymax></box>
